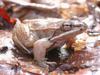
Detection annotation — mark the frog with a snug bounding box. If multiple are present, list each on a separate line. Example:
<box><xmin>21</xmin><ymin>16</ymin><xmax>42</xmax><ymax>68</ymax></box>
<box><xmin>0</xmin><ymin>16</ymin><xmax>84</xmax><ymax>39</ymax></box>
<box><xmin>12</xmin><ymin>18</ymin><xmax>87</xmax><ymax>68</ymax></box>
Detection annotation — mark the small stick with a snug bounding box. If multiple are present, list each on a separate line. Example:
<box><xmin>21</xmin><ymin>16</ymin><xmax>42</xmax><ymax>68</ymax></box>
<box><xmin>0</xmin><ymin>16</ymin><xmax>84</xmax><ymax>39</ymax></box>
<box><xmin>5</xmin><ymin>0</ymin><xmax>58</xmax><ymax>12</ymax></box>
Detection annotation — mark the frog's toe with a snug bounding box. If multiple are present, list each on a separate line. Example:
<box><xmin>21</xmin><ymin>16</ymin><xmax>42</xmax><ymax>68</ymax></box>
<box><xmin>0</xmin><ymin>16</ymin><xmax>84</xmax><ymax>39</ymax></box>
<box><xmin>34</xmin><ymin>60</ymin><xmax>49</xmax><ymax>68</ymax></box>
<box><xmin>38</xmin><ymin>61</ymin><xmax>49</xmax><ymax>68</ymax></box>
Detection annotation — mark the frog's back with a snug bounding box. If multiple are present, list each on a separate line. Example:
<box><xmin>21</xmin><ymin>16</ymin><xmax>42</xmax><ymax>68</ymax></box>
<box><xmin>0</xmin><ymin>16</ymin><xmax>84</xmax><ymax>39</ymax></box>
<box><xmin>23</xmin><ymin>18</ymin><xmax>64</xmax><ymax>38</ymax></box>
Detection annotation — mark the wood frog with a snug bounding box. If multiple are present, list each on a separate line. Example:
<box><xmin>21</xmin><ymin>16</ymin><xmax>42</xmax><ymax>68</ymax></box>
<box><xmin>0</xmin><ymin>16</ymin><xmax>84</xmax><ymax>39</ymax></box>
<box><xmin>12</xmin><ymin>18</ymin><xmax>87</xmax><ymax>68</ymax></box>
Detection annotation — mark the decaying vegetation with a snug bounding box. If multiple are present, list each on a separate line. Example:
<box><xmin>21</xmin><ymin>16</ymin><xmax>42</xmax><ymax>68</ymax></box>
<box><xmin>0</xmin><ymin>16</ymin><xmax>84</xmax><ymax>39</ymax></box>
<box><xmin>0</xmin><ymin>0</ymin><xmax>100</xmax><ymax>75</ymax></box>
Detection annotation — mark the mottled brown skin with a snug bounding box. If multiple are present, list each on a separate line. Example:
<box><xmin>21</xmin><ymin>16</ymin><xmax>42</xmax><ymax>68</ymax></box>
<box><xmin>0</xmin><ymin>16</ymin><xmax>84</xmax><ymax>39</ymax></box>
<box><xmin>12</xmin><ymin>18</ymin><xmax>87</xmax><ymax>68</ymax></box>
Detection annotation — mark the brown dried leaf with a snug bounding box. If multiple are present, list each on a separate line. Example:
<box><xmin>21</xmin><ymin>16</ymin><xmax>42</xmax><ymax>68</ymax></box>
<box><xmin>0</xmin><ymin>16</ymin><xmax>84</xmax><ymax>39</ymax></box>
<box><xmin>72</xmin><ymin>40</ymin><xmax>86</xmax><ymax>51</ymax></box>
<box><xmin>59</xmin><ymin>4</ymin><xmax>89</xmax><ymax>19</ymax></box>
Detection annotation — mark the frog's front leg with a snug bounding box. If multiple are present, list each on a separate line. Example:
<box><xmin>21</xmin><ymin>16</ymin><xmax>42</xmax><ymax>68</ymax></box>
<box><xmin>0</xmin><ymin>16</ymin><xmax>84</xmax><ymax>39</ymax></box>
<box><xmin>33</xmin><ymin>38</ymin><xmax>53</xmax><ymax>68</ymax></box>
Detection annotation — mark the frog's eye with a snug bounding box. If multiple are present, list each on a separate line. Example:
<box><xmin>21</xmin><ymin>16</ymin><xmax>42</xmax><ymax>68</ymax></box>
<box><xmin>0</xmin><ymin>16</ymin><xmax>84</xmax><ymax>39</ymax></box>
<box><xmin>61</xmin><ymin>22</ymin><xmax>73</xmax><ymax>31</ymax></box>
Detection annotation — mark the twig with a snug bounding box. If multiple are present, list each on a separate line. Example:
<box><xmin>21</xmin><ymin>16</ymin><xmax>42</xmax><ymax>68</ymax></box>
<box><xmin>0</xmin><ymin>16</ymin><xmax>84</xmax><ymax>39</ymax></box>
<box><xmin>5</xmin><ymin>0</ymin><xmax>58</xmax><ymax>12</ymax></box>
